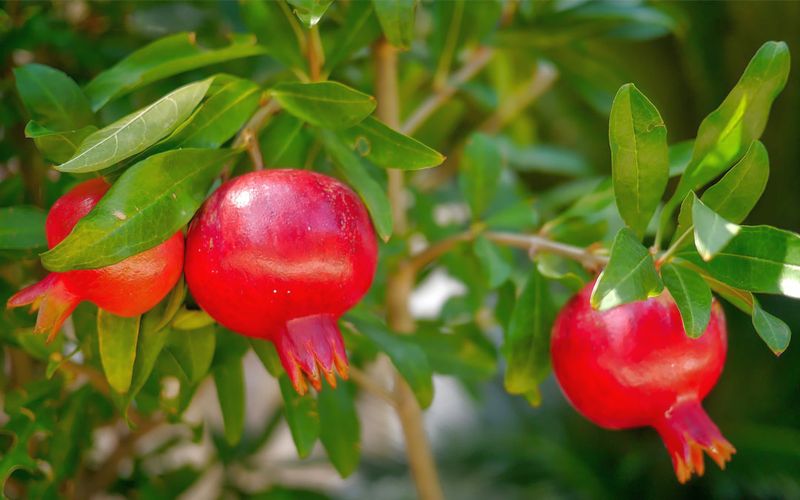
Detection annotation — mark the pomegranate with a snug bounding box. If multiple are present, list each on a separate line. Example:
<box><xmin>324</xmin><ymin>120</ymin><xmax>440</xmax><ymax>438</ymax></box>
<box><xmin>551</xmin><ymin>281</ymin><xmax>734</xmax><ymax>483</ymax></box>
<box><xmin>7</xmin><ymin>178</ymin><xmax>184</xmax><ymax>340</ymax></box>
<box><xmin>184</xmin><ymin>170</ymin><xmax>377</xmax><ymax>394</ymax></box>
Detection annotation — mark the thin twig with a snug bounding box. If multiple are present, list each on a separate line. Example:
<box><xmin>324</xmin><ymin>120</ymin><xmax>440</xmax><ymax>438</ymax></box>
<box><xmin>243</xmin><ymin>129</ymin><xmax>264</xmax><ymax>171</ymax></box>
<box><xmin>485</xmin><ymin>231</ymin><xmax>609</xmax><ymax>269</ymax></box>
<box><xmin>406</xmin><ymin>229</ymin><xmax>478</xmax><ymax>273</ymax></box>
<box><xmin>402</xmin><ymin>47</ymin><xmax>494</xmax><ymax>136</ymax></box>
<box><xmin>349</xmin><ymin>366</ymin><xmax>396</xmax><ymax>407</ymax></box>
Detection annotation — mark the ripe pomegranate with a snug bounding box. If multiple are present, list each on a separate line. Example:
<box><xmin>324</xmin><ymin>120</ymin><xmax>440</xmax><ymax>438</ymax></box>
<box><xmin>184</xmin><ymin>170</ymin><xmax>377</xmax><ymax>394</ymax></box>
<box><xmin>551</xmin><ymin>281</ymin><xmax>734</xmax><ymax>483</ymax></box>
<box><xmin>7</xmin><ymin>178</ymin><xmax>184</xmax><ymax>340</ymax></box>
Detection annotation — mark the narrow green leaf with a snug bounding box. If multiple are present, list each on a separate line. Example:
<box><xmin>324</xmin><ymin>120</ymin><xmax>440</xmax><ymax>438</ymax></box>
<box><xmin>668</xmin><ymin>140</ymin><xmax>694</xmax><ymax>177</ymax></box>
<box><xmin>702</xmin><ymin>140</ymin><xmax>769</xmax><ymax>223</ymax></box>
<box><xmin>165</xmin><ymin>326</ymin><xmax>216</xmax><ymax>385</ymax></box>
<box><xmin>43</xmin><ymin>148</ymin><xmax>239</xmax><ymax>272</ymax></box>
<box><xmin>24</xmin><ymin>122</ymin><xmax>98</xmax><ymax>164</ymax></box>
<box><xmin>692</xmin><ymin>195</ymin><xmax>740</xmax><ymax>261</ymax></box>
<box><xmin>503</xmin><ymin>266</ymin><xmax>556</xmax><ymax>405</ymax></box>
<box><xmin>324</xmin><ymin>2</ymin><xmax>382</xmax><ymax>72</ymax></box>
<box><xmin>272</xmin><ymin>81</ymin><xmax>375</xmax><ymax>129</ymax></box>
<box><xmin>214</xmin><ymin>358</ymin><xmax>245</xmax><ymax>445</ymax></box>
<box><xmin>319</xmin><ymin>130</ymin><xmax>393</xmax><ymax>240</ymax></box>
<box><xmin>346</xmin><ymin>312</ymin><xmax>434</xmax><ymax>408</ymax></box>
<box><xmin>459</xmin><ymin>132</ymin><xmax>503</xmax><ymax>219</ymax></box>
<box><xmin>372</xmin><ymin>0</ymin><xmax>416</xmax><ymax>49</ymax></box>
<box><xmin>85</xmin><ymin>33</ymin><xmax>266</xmax><ymax>110</ymax></box>
<box><xmin>661</xmin><ymin>263</ymin><xmax>712</xmax><ymax>338</ymax></box>
<box><xmin>679</xmin><ymin>225</ymin><xmax>800</xmax><ymax>299</ymax></box>
<box><xmin>57</xmin><ymin>79</ymin><xmax>213</xmax><ymax>173</ymax></box>
<box><xmin>473</xmin><ymin>235</ymin><xmax>512</xmax><ymax>288</ymax></box>
<box><xmin>240</xmin><ymin>0</ymin><xmax>306</xmax><ymax>69</ymax></box>
<box><xmin>97</xmin><ymin>310</ymin><xmax>141</xmax><ymax>394</ymax></box>
<box><xmin>0</xmin><ymin>206</ymin><xmax>46</xmax><ymax>250</ymax></box>
<box><xmin>261</xmin><ymin>113</ymin><xmax>306</xmax><ymax>167</ymax></box>
<box><xmin>172</xmin><ymin>309</ymin><xmax>216</xmax><ymax>331</ymax></box>
<box><xmin>752</xmin><ymin>300</ymin><xmax>791</xmax><ymax>355</ymax></box>
<box><xmin>591</xmin><ymin>228</ymin><xmax>663</xmax><ymax>310</ymax></box>
<box><xmin>278</xmin><ymin>376</ymin><xmax>320</xmax><ymax>458</ymax></box>
<box><xmin>250</xmin><ymin>338</ymin><xmax>283</xmax><ymax>377</ymax></box>
<box><xmin>497</xmin><ymin>137</ymin><xmax>591</xmax><ymax>177</ymax></box>
<box><xmin>609</xmin><ymin>83</ymin><xmax>669</xmax><ymax>239</ymax></box>
<box><xmin>14</xmin><ymin>64</ymin><xmax>94</xmax><ymax>131</ymax></box>
<box><xmin>318</xmin><ymin>382</ymin><xmax>360</xmax><ymax>477</ymax></box>
<box><xmin>338</xmin><ymin>116</ymin><xmax>444</xmax><ymax>170</ymax></box>
<box><xmin>286</xmin><ymin>0</ymin><xmax>333</xmax><ymax>27</ymax></box>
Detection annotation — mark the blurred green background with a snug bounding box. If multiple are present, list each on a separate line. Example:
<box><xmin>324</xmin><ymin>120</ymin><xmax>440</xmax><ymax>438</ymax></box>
<box><xmin>1</xmin><ymin>1</ymin><xmax>798</xmax><ymax>498</ymax></box>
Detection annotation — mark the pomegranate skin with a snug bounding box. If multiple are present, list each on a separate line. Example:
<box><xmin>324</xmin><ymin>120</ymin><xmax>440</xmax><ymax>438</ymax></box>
<box><xmin>551</xmin><ymin>281</ymin><xmax>734</xmax><ymax>483</ymax></box>
<box><xmin>184</xmin><ymin>170</ymin><xmax>377</xmax><ymax>393</ymax></box>
<box><xmin>8</xmin><ymin>178</ymin><xmax>184</xmax><ymax>340</ymax></box>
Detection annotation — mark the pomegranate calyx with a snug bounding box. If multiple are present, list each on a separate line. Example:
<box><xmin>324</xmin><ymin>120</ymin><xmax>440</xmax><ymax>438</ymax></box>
<box><xmin>656</xmin><ymin>397</ymin><xmax>736</xmax><ymax>483</ymax></box>
<box><xmin>7</xmin><ymin>273</ymin><xmax>80</xmax><ymax>342</ymax></box>
<box><xmin>275</xmin><ymin>314</ymin><xmax>350</xmax><ymax>395</ymax></box>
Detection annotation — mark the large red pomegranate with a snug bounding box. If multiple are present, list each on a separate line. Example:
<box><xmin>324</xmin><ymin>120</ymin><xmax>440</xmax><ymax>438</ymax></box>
<box><xmin>8</xmin><ymin>178</ymin><xmax>184</xmax><ymax>340</ymax></box>
<box><xmin>551</xmin><ymin>281</ymin><xmax>734</xmax><ymax>483</ymax></box>
<box><xmin>184</xmin><ymin>170</ymin><xmax>377</xmax><ymax>394</ymax></box>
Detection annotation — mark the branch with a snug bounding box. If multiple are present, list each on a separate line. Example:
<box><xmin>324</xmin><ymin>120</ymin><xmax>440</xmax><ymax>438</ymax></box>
<box><xmin>349</xmin><ymin>366</ymin><xmax>396</xmax><ymax>407</ymax></box>
<box><xmin>406</xmin><ymin>229</ymin><xmax>478</xmax><ymax>273</ymax></box>
<box><xmin>485</xmin><ymin>231</ymin><xmax>609</xmax><ymax>269</ymax></box>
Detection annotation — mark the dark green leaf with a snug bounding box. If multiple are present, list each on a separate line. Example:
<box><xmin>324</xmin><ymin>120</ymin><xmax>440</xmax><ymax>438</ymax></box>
<box><xmin>372</xmin><ymin>0</ymin><xmax>416</xmax><ymax>49</ymax></box>
<box><xmin>279</xmin><ymin>376</ymin><xmax>320</xmax><ymax>458</ymax></box>
<box><xmin>701</xmin><ymin>140</ymin><xmax>769</xmax><ymax>224</ymax></box>
<box><xmin>97</xmin><ymin>310</ymin><xmax>141</xmax><ymax>394</ymax></box>
<box><xmin>165</xmin><ymin>325</ymin><xmax>216</xmax><ymax>384</ymax></box>
<box><xmin>609</xmin><ymin>83</ymin><xmax>668</xmax><ymax>239</ymax></box>
<box><xmin>338</xmin><ymin>116</ymin><xmax>444</xmax><ymax>170</ymax></box>
<box><xmin>214</xmin><ymin>358</ymin><xmax>246</xmax><ymax>445</ymax></box>
<box><xmin>85</xmin><ymin>33</ymin><xmax>266</xmax><ymax>110</ymax></box>
<box><xmin>24</xmin><ymin>122</ymin><xmax>98</xmax><ymax>164</ymax></box>
<box><xmin>250</xmin><ymin>338</ymin><xmax>283</xmax><ymax>377</ymax></box>
<box><xmin>460</xmin><ymin>132</ymin><xmax>503</xmax><ymax>219</ymax></box>
<box><xmin>692</xmin><ymin>195</ymin><xmax>740</xmax><ymax>261</ymax></box>
<box><xmin>752</xmin><ymin>300</ymin><xmax>791</xmax><ymax>355</ymax></box>
<box><xmin>240</xmin><ymin>0</ymin><xmax>305</xmax><ymax>69</ymax></box>
<box><xmin>318</xmin><ymin>382</ymin><xmax>360</xmax><ymax>477</ymax></box>
<box><xmin>503</xmin><ymin>266</ymin><xmax>556</xmax><ymax>405</ymax></box>
<box><xmin>286</xmin><ymin>0</ymin><xmax>333</xmax><ymax>27</ymax></box>
<box><xmin>411</xmin><ymin>323</ymin><xmax>497</xmax><ymax>381</ymax></box>
<box><xmin>57</xmin><ymin>79</ymin><xmax>213</xmax><ymax>173</ymax></box>
<box><xmin>271</xmin><ymin>81</ymin><xmax>375</xmax><ymax>129</ymax></box>
<box><xmin>14</xmin><ymin>64</ymin><xmax>94</xmax><ymax>131</ymax></box>
<box><xmin>319</xmin><ymin>130</ymin><xmax>392</xmax><ymax>241</ymax></box>
<box><xmin>261</xmin><ymin>113</ymin><xmax>306</xmax><ymax>167</ymax></box>
<box><xmin>0</xmin><ymin>206</ymin><xmax>46</xmax><ymax>250</ymax></box>
<box><xmin>661</xmin><ymin>263</ymin><xmax>711</xmax><ymax>338</ymax></box>
<box><xmin>324</xmin><ymin>2</ymin><xmax>382</xmax><ymax>72</ymax></box>
<box><xmin>43</xmin><ymin>148</ymin><xmax>239</xmax><ymax>271</ymax></box>
<box><xmin>591</xmin><ymin>228</ymin><xmax>663</xmax><ymax>310</ymax></box>
<box><xmin>473</xmin><ymin>235</ymin><xmax>512</xmax><ymax>288</ymax></box>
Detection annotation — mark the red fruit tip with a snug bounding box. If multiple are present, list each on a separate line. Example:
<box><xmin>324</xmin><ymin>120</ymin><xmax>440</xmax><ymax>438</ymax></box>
<box><xmin>656</xmin><ymin>398</ymin><xmax>736</xmax><ymax>483</ymax></box>
<box><xmin>275</xmin><ymin>314</ymin><xmax>349</xmax><ymax>395</ymax></box>
<box><xmin>7</xmin><ymin>274</ymin><xmax>79</xmax><ymax>343</ymax></box>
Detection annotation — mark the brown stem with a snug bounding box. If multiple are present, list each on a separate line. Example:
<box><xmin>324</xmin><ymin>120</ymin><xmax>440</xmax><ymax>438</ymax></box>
<box><xmin>349</xmin><ymin>366</ymin><xmax>396</xmax><ymax>407</ymax></box>
<box><xmin>485</xmin><ymin>231</ymin><xmax>609</xmax><ymax>268</ymax></box>
<box><xmin>307</xmin><ymin>25</ymin><xmax>324</xmax><ymax>82</ymax></box>
<box><xmin>243</xmin><ymin>129</ymin><xmax>264</xmax><ymax>171</ymax></box>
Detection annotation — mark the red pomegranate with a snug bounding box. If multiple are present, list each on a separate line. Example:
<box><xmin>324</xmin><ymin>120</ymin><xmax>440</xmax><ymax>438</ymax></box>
<box><xmin>7</xmin><ymin>178</ymin><xmax>184</xmax><ymax>340</ymax></box>
<box><xmin>551</xmin><ymin>281</ymin><xmax>734</xmax><ymax>483</ymax></box>
<box><xmin>184</xmin><ymin>170</ymin><xmax>377</xmax><ymax>394</ymax></box>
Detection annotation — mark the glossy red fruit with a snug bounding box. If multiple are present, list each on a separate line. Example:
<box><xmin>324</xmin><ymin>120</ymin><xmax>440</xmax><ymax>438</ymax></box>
<box><xmin>184</xmin><ymin>170</ymin><xmax>377</xmax><ymax>394</ymax></box>
<box><xmin>551</xmin><ymin>281</ymin><xmax>734</xmax><ymax>483</ymax></box>
<box><xmin>7</xmin><ymin>178</ymin><xmax>184</xmax><ymax>340</ymax></box>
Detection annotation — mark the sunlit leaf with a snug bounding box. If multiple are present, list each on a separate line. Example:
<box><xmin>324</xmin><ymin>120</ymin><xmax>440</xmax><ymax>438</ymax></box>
<box><xmin>97</xmin><ymin>310</ymin><xmax>141</xmax><ymax>394</ymax></box>
<box><xmin>591</xmin><ymin>228</ymin><xmax>662</xmax><ymax>310</ymax></box>
<box><xmin>692</xmin><ymin>195</ymin><xmax>740</xmax><ymax>261</ymax></box>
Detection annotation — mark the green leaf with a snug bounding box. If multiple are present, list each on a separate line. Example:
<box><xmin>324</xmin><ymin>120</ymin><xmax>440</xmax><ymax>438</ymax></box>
<box><xmin>411</xmin><ymin>323</ymin><xmax>497</xmax><ymax>380</ymax></box>
<box><xmin>271</xmin><ymin>81</ymin><xmax>376</xmax><ymax>129</ymax></box>
<box><xmin>250</xmin><ymin>339</ymin><xmax>283</xmax><ymax>377</ymax></box>
<box><xmin>318</xmin><ymin>382</ymin><xmax>360</xmax><ymax>477</ymax></box>
<box><xmin>239</xmin><ymin>0</ymin><xmax>305</xmax><ymax>69</ymax></box>
<box><xmin>668</xmin><ymin>140</ymin><xmax>694</xmax><ymax>177</ymax></box>
<box><xmin>24</xmin><ymin>122</ymin><xmax>98</xmax><ymax>164</ymax></box>
<box><xmin>165</xmin><ymin>325</ymin><xmax>216</xmax><ymax>385</ymax></box>
<box><xmin>14</xmin><ymin>63</ymin><xmax>94</xmax><ymax>131</ymax></box>
<box><xmin>661</xmin><ymin>263</ymin><xmax>712</xmax><ymax>338</ymax></box>
<box><xmin>372</xmin><ymin>0</ymin><xmax>416</xmax><ymax>49</ymax></box>
<box><xmin>701</xmin><ymin>140</ymin><xmax>769</xmax><ymax>224</ymax></box>
<box><xmin>42</xmin><ymin>148</ymin><xmax>239</xmax><ymax>271</ymax></box>
<box><xmin>460</xmin><ymin>132</ymin><xmax>503</xmax><ymax>219</ymax></box>
<box><xmin>679</xmin><ymin>225</ymin><xmax>800</xmax><ymax>299</ymax></box>
<box><xmin>278</xmin><ymin>376</ymin><xmax>320</xmax><ymax>458</ymax></box>
<box><xmin>346</xmin><ymin>312</ymin><xmax>434</xmax><ymax>408</ymax></box>
<box><xmin>0</xmin><ymin>206</ymin><xmax>46</xmax><ymax>250</ymax></box>
<box><xmin>503</xmin><ymin>266</ymin><xmax>556</xmax><ymax>405</ymax></box>
<box><xmin>260</xmin><ymin>113</ymin><xmax>306</xmax><ymax>167</ymax></box>
<box><xmin>286</xmin><ymin>0</ymin><xmax>333</xmax><ymax>27</ymax></box>
<box><xmin>319</xmin><ymin>130</ymin><xmax>393</xmax><ymax>241</ymax></box>
<box><xmin>155</xmin><ymin>76</ymin><xmax>262</xmax><ymax>151</ymax></box>
<box><xmin>692</xmin><ymin>195</ymin><xmax>740</xmax><ymax>261</ymax></box>
<box><xmin>473</xmin><ymin>235</ymin><xmax>512</xmax><ymax>288</ymax></box>
<box><xmin>84</xmin><ymin>33</ymin><xmax>266</xmax><ymax>110</ymax></box>
<box><xmin>214</xmin><ymin>358</ymin><xmax>246</xmax><ymax>445</ymax></box>
<box><xmin>752</xmin><ymin>299</ymin><xmax>791</xmax><ymax>355</ymax></box>
<box><xmin>498</xmin><ymin>138</ymin><xmax>591</xmax><ymax>177</ymax></box>
<box><xmin>324</xmin><ymin>2</ymin><xmax>382</xmax><ymax>72</ymax></box>
<box><xmin>172</xmin><ymin>309</ymin><xmax>216</xmax><ymax>331</ymax></box>
<box><xmin>662</xmin><ymin>41</ymin><xmax>790</xmax><ymax>225</ymax></box>
<box><xmin>591</xmin><ymin>228</ymin><xmax>663</xmax><ymax>310</ymax></box>
<box><xmin>57</xmin><ymin>79</ymin><xmax>213</xmax><ymax>173</ymax></box>
<box><xmin>609</xmin><ymin>83</ymin><xmax>669</xmax><ymax>239</ymax></box>
<box><xmin>97</xmin><ymin>310</ymin><xmax>141</xmax><ymax>394</ymax></box>
<box><xmin>338</xmin><ymin>116</ymin><xmax>444</xmax><ymax>170</ymax></box>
